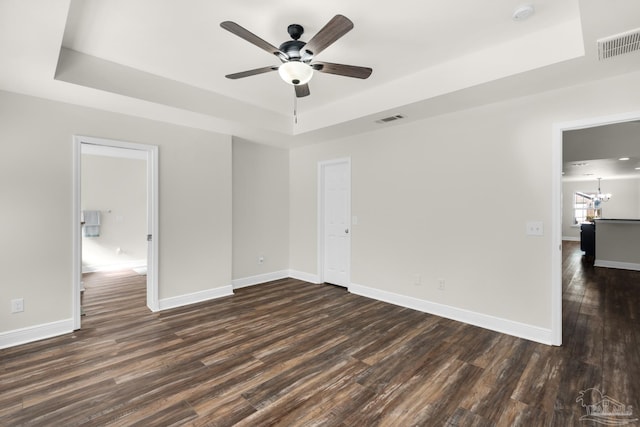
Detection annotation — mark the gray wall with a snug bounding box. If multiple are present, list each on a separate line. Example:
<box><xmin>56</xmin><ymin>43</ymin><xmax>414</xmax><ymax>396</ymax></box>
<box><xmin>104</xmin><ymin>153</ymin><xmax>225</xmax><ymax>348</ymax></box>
<box><xmin>3</xmin><ymin>68</ymin><xmax>640</xmax><ymax>344</ymax></box>
<box><xmin>289</xmin><ymin>70</ymin><xmax>640</xmax><ymax>331</ymax></box>
<box><xmin>0</xmin><ymin>90</ymin><xmax>232</xmax><ymax>333</ymax></box>
<box><xmin>232</xmin><ymin>138</ymin><xmax>289</xmax><ymax>279</ymax></box>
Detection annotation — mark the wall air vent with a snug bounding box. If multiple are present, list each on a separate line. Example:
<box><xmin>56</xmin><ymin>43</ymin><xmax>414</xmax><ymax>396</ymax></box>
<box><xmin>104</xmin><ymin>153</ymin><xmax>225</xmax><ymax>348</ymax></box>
<box><xmin>597</xmin><ymin>28</ymin><xmax>640</xmax><ymax>61</ymax></box>
<box><xmin>375</xmin><ymin>114</ymin><xmax>406</xmax><ymax>124</ymax></box>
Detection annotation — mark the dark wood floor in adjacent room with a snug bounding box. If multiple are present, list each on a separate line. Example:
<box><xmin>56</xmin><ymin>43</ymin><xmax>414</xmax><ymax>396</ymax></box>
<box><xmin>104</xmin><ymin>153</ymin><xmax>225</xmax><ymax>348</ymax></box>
<box><xmin>1</xmin><ymin>241</ymin><xmax>639</xmax><ymax>426</ymax></box>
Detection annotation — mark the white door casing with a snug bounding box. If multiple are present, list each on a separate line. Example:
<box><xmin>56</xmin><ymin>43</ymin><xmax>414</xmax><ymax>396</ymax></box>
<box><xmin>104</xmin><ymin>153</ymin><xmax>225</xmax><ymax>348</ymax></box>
<box><xmin>552</xmin><ymin>109</ymin><xmax>640</xmax><ymax>346</ymax></box>
<box><xmin>318</xmin><ymin>158</ymin><xmax>351</xmax><ymax>286</ymax></box>
<box><xmin>72</xmin><ymin>135</ymin><xmax>159</xmax><ymax>330</ymax></box>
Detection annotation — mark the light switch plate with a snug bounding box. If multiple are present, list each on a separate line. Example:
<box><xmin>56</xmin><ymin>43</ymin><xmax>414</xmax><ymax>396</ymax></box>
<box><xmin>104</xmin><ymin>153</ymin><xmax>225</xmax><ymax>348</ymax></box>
<box><xmin>526</xmin><ymin>221</ymin><xmax>544</xmax><ymax>236</ymax></box>
<box><xmin>11</xmin><ymin>298</ymin><xmax>24</xmax><ymax>313</ymax></box>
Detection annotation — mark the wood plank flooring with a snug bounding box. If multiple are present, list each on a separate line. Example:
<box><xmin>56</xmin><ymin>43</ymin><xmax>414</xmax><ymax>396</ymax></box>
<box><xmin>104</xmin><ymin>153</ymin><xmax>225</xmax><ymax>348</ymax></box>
<box><xmin>1</xmin><ymin>241</ymin><xmax>639</xmax><ymax>426</ymax></box>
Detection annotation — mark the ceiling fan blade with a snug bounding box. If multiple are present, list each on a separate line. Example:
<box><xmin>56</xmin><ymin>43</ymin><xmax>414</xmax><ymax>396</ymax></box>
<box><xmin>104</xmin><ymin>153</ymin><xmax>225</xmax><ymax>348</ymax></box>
<box><xmin>303</xmin><ymin>15</ymin><xmax>354</xmax><ymax>57</ymax></box>
<box><xmin>312</xmin><ymin>62</ymin><xmax>372</xmax><ymax>79</ymax></box>
<box><xmin>225</xmin><ymin>66</ymin><xmax>278</xmax><ymax>79</ymax></box>
<box><xmin>220</xmin><ymin>21</ymin><xmax>287</xmax><ymax>60</ymax></box>
<box><xmin>295</xmin><ymin>84</ymin><xmax>310</xmax><ymax>98</ymax></box>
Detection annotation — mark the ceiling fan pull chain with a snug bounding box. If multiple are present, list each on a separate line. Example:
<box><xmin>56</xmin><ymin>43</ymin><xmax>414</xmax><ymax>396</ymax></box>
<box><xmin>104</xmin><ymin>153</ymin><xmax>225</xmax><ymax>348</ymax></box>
<box><xmin>294</xmin><ymin>94</ymin><xmax>298</xmax><ymax>124</ymax></box>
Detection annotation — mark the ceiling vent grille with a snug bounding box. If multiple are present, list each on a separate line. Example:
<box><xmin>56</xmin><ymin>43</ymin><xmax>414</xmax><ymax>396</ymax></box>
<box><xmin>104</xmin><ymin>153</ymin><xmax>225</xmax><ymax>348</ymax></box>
<box><xmin>597</xmin><ymin>28</ymin><xmax>640</xmax><ymax>61</ymax></box>
<box><xmin>376</xmin><ymin>114</ymin><xmax>405</xmax><ymax>124</ymax></box>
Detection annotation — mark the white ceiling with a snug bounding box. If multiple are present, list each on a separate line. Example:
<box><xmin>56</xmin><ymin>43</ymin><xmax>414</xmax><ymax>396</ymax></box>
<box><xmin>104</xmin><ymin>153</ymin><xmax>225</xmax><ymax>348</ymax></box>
<box><xmin>1</xmin><ymin>0</ymin><xmax>640</xmax><ymax>147</ymax></box>
<box><xmin>60</xmin><ymin>0</ymin><xmax>578</xmax><ymax>113</ymax></box>
<box><xmin>563</xmin><ymin>158</ymin><xmax>640</xmax><ymax>182</ymax></box>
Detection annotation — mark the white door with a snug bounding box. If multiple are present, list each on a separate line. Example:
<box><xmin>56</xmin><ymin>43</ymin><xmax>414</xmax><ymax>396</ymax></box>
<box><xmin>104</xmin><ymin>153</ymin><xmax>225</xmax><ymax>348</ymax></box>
<box><xmin>321</xmin><ymin>160</ymin><xmax>351</xmax><ymax>286</ymax></box>
<box><xmin>144</xmin><ymin>147</ymin><xmax>159</xmax><ymax>311</ymax></box>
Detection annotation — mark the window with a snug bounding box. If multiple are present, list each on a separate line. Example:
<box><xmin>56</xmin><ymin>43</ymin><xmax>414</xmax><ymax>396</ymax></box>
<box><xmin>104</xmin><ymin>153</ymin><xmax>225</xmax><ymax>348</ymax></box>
<box><xmin>573</xmin><ymin>191</ymin><xmax>601</xmax><ymax>225</ymax></box>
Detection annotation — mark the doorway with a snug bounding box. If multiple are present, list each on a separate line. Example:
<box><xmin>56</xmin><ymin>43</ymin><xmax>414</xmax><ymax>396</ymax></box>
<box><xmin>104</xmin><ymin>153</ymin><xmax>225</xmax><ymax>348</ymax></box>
<box><xmin>552</xmin><ymin>111</ymin><xmax>640</xmax><ymax>346</ymax></box>
<box><xmin>72</xmin><ymin>136</ymin><xmax>159</xmax><ymax>330</ymax></box>
<box><xmin>318</xmin><ymin>158</ymin><xmax>351</xmax><ymax>286</ymax></box>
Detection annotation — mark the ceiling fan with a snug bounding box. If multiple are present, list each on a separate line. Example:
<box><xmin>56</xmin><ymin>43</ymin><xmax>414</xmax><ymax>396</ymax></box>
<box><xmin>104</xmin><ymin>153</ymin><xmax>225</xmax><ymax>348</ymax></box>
<box><xmin>220</xmin><ymin>15</ymin><xmax>372</xmax><ymax>98</ymax></box>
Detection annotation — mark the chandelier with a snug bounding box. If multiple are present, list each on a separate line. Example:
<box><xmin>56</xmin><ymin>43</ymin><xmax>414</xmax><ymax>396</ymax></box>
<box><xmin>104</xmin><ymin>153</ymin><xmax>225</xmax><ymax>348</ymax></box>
<box><xmin>594</xmin><ymin>177</ymin><xmax>611</xmax><ymax>208</ymax></box>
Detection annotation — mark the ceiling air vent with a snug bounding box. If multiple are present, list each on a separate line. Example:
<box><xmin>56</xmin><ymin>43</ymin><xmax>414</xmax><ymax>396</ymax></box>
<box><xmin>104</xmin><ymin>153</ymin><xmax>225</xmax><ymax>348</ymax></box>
<box><xmin>376</xmin><ymin>114</ymin><xmax>405</xmax><ymax>124</ymax></box>
<box><xmin>597</xmin><ymin>28</ymin><xmax>640</xmax><ymax>61</ymax></box>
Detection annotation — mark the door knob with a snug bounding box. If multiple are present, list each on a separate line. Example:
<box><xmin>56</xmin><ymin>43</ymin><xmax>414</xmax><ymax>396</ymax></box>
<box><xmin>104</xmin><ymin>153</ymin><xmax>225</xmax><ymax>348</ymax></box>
<box><xmin>345</xmin><ymin>229</ymin><xmax>349</xmax><ymax>234</ymax></box>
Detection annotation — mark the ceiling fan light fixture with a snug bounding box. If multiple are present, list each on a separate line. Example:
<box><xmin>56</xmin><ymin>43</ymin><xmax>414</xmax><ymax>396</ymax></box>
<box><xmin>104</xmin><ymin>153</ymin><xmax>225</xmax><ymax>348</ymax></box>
<box><xmin>278</xmin><ymin>61</ymin><xmax>313</xmax><ymax>85</ymax></box>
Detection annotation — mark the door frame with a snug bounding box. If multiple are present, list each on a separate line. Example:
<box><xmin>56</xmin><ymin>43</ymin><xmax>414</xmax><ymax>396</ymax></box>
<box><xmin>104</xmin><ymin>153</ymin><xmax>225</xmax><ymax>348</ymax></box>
<box><xmin>551</xmin><ymin>110</ymin><xmax>640</xmax><ymax>346</ymax></box>
<box><xmin>72</xmin><ymin>135</ymin><xmax>159</xmax><ymax>330</ymax></box>
<box><xmin>317</xmin><ymin>157</ymin><xmax>352</xmax><ymax>285</ymax></box>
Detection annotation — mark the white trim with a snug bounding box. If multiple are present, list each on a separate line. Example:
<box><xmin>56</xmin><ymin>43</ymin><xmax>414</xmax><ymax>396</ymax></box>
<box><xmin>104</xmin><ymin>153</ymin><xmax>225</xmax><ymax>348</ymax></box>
<box><xmin>72</xmin><ymin>139</ymin><xmax>82</xmax><ymax>330</ymax></box>
<box><xmin>0</xmin><ymin>319</ymin><xmax>74</xmax><ymax>349</ymax></box>
<box><xmin>82</xmin><ymin>144</ymin><xmax>147</xmax><ymax>161</ymax></box>
<box><xmin>349</xmin><ymin>283</ymin><xmax>553</xmax><ymax>345</ymax></box>
<box><xmin>594</xmin><ymin>260</ymin><xmax>640</xmax><ymax>271</ymax></box>
<box><xmin>82</xmin><ymin>260</ymin><xmax>147</xmax><ymax>274</ymax></box>
<box><xmin>81</xmin><ymin>143</ymin><xmax>147</xmax><ymax>160</ymax></box>
<box><xmin>562</xmin><ymin>236</ymin><xmax>580</xmax><ymax>242</ymax></box>
<box><xmin>317</xmin><ymin>158</ymin><xmax>352</xmax><ymax>286</ymax></box>
<box><xmin>232</xmin><ymin>270</ymin><xmax>289</xmax><ymax>289</ymax></box>
<box><xmin>288</xmin><ymin>270</ymin><xmax>321</xmax><ymax>284</ymax></box>
<box><xmin>158</xmin><ymin>286</ymin><xmax>234</xmax><ymax>311</ymax></box>
<box><xmin>555</xmin><ymin>111</ymin><xmax>640</xmax><ymax>133</ymax></box>
<box><xmin>73</xmin><ymin>135</ymin><xmax>160</xmax><ymax>326</ymax></box>
<box><xmin>147</xmin><ymin>145</ymin><xmax>159</xmax><ymax>312</ymax></box>
<box><xmin>551</xmin><ymin>122</ymin><xmax>563</xmax><ymax>346</ymax></box>
<box><xmin>79</xmin><ymin>135</ymin><xmax>160</xmax><ymax>152</ymax></box>
<box><xmin>553</xmin><ymin>110</ymin><xmax>640</xmax><ymax>347</ymax></box>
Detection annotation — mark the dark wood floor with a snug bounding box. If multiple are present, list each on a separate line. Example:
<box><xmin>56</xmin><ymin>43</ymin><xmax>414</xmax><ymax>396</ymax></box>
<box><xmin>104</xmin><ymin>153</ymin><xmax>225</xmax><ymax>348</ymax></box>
<box><xmin>1</xmin><ymin>242</ymin><xmax>639</xmax><ymax>426</ymax></box>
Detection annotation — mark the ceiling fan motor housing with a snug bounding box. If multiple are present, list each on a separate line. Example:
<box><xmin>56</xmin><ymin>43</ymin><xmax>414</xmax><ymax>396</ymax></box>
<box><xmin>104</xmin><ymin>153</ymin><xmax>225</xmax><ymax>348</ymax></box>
<box><xmin>279</xmin><ymin>40</ymin><xmax>306</xmax><ymax>61</ymax></box>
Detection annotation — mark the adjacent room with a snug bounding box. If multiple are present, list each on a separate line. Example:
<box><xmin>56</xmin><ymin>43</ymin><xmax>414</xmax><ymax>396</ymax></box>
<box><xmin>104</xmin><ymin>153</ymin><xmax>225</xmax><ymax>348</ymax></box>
<box><xmin>1</xmin><ymin>0</ymin><xmax>639</xmax><ymax>425</ymax></box>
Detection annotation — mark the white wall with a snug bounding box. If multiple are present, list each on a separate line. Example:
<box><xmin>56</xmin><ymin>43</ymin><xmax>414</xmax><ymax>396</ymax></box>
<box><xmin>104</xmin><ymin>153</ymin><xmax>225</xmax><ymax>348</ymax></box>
<box><xmin>289</xmin><ymin>70</ymin><xmax>640</xmax><ymax>335</ymax></box>
<box><xmin>0</xmin><ymin>90</ymin><xmax>232</xmax><ymax>335</ymax></box>
<box><xmin>562</xmin><ymin>178</ymin><xmax>640</xmax><ymax>240</ymax></box>
<box><xmin>232</xmin><ymin>138</ymin><xmax>289</xmax><ymax>281</ymax></box>
<box><xmin>81</xmin><ymin>154</ymin><xmax>147</xmax><ymax>271</ymax></box>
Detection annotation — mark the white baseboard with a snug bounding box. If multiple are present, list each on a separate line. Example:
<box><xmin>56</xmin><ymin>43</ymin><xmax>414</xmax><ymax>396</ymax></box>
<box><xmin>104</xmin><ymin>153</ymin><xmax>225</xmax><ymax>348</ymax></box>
<box><xmin>232</xmin><ymin>270</ymin><xmax>289</xmax><ymax>289</ymax></box>
<box><xmin>348</xmin><ymin>283</ymin><xmax>553</xmax><ymax>345</ymax></box>
<box><xmin>232</xmin><ymin>270</ymin><xmax>322</xmax><ymax>289</ymax></box>
<box><xmin>562</xmin><ymin>236</ymin><xmax>580</xmax><ymax>242</ymax></box>
<box><xmin>158</xmin><ymin>286</ymin><xmax>234</xmax><ymax>311</ymax></box>
<box><xmin>594</xmin><ymin>259</ymin><xmax>640</xmax><ymax>271</ymax></box>
<box><xmin>288</xmin><ymin>270</ymin><xmax>321</xmax><ymax>284</ymax></box>
<box><xmin>0</xmin><ymin>318</ymin><xmax>74</xmax><ymax>349</ymax></box>
<box><xmin>82</xmin><ymin>260</ymin><xmax>147</xmax><ymax>273</ymax></box>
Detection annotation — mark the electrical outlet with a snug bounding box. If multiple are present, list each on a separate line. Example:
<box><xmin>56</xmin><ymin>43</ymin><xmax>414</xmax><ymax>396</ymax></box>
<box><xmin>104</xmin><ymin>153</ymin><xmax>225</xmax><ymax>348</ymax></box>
<box><xmin>437</xmin><ymin>279</ymin><xmax>446</xmax><ymax>291</ymax></box>
<box><xmin>526</xmin><ymin>221</ymin><xmax>544</xmax><ymax>236</ymax></box>
<box><xmin>11</xmin><ymin>298</ymin><xmax>24</xmax><ymax>313</ymax></box>
<box><xmin>414</xmin><ymin>274</ymin><xmax>422</xmax><ymax>286</ymax></box>
<box><xmin>258</xmin><ymin>255</ymin><xmax>264</xmax><ymax>264</ymax></box>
